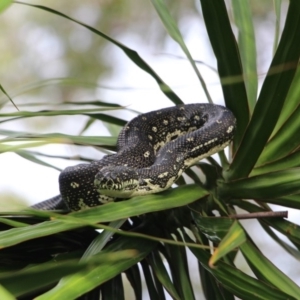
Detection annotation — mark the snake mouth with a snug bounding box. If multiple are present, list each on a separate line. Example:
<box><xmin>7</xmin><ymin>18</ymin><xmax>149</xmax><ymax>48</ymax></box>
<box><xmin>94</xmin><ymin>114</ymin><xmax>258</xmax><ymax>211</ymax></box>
<box><xmin>95</xmin><ymin>186</ymin><xmax>137</xmax><ymax>198</ymax></box>
<box><xmin>94</xmin><ymin>166</ymin><xmax>139</xmax><ymax>198</ymax></box>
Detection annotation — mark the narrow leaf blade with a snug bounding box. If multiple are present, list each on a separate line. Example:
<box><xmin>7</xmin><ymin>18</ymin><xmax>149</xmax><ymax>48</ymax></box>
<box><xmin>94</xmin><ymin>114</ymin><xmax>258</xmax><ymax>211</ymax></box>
<box><xmin>227</xmin><ymin>0</ymin><xmax>300</xmax><ymax>180</ymax></box>
<box><xmin>209</xmin><ymin>221</ymin><xmax>246</xmax><ymax>267</ymax></box>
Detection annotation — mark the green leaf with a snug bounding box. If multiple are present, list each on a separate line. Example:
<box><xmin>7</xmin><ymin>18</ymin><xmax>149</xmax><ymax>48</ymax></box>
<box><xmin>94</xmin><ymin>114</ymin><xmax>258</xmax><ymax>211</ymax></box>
<box><xmin>140</xmin><ymin>260</ymin><xmax>160</xmax><ymax>300</ymax></box>
<box><xmin>16</xmin><ymin>2</ymin><xmax>183</xmax><ymax>105</ymax></box>
<box><xmin>185</xmin><ymin>234</ymin><xmax>295</xmax><ymax>300</ymax></box>
<box><xmin>164</xmin><ymin>236</ymin><xmax>195</xmax><ymax>300</ymax></box>
<box><xmin>272</xmin><ymin>65</ymin><xmax>300</xmax><ymax>136</ymax></box>
<box><xmin>81</xmin><ymin>219</ymin><xmax>126</xmax><ymax>259</ymax></box>
<box><xmin>231</xmin><ymin>0</ymin><xmax>257</xmax><ymax>112</ymax></box>
<box><xmin>0</xmin><ymin>108</ymin><xmax>121</xmax><ymax>118</ymax></box>
<box><xmin>227</xmin><ymin>0</ymin><xmax>300</xmax><ymax>180</ymax></box>
<box><xmin>15</xmin><ymin>150</ymin><xmax>61</xmax><ymax>172</ymax></box>
<box><xmin>0</xmin><ymin>217</ymin><xmax>29</xmax><ymax>228</ymax></box>
<box><xmin>273</xmin><ymin>0</ymin><xmax>282</xmax><ymax>53</ymax></box>
<box><xmin>85</xmin><ymin>113</ymin><xmax>127</xmax><ymax>127</ymax></box>
<box><xmin>13</xmin><ymin>150</ymin><xmax>92</xmax><ymax>163</ymax></box>
<box><xmin>260</xmin><ymin>222</ymin><xmax>300</xmax><ymax>261</ymax></box>
<box><xmin>219</xmin><ymin>168</ymin><xmax>300</xmax><ymax>199</ymax></box>
<box><xmin>151</xmin><ymin>0</ymin><xmax>212</xmax><ymax>103</ymax></box>
<box><xmin>251</xmin><ymin>150</ymin><xmax>300</xmax><ymax>176</ymax></box>
<box><xmin>124</xmin><ymin>264</ymin><xmax>142</xmax><ymax>300</ymax></box>
<box><xmin>0</xmin><ymin>185</ymin><xmax>208</xmax><ymax>248</ymax></box>
<box><xmin>240</xmin><ymin>240</ymin><xmax>300</xmax><ymax>299</ymax></box>
<box><xmin>0</xmin><ymin>252</ymin><xmax>133</xmax><ymax>297</ymax></box>
<box><xmin>262</xmin><ymin>218</ymin><xmax>300</xmax><ymax>247</ymax></box>
<box><xmin>149</xmin><ymin>251</ymin><xmax>181</xmax><ymax>300</ymax></box>
<box><xmin>199</xmin><ymin>0</ymin><xmax>250</xmax><ymax>149</ymax></box>
<box><xmin>199</xmin><ymin>264</ymin><xmax>235</xmax><ymax>300</ymax></box>
<box><xmin>257</xmin><ymin>104</ymin><xmax>300</xmax><ymax>164</ymax></box>
<box><xmin>0</xmin><ymin>129</ymin><xmax>117</xmax><ymax>152</ymax></box>
<box><xmin>209</xmin><ymin>221</ymin><xmax>246</xmax><ymax>267</ymax></box>
<box><xmin>0</xmin><ymin>83</ymin><xmax>18</xmax><ymax>111</ymax></box>
<box><xmin>101</xmin><ymin>275</ymin><xmax>124</xmax><ymax>300</ymax></box>
<box><xmin>36</xmin><ymin>237</ymin><xmax>156</xmax><ymax>300</ymax></box>
<box><xmin>265</xmin><ymin>194</ymin><xmax>300</xmax><ymax>210</ymax></box>
<box><xmin>0</xmin><ymin>0</ymin><xmax>12</xmax><ymax>13</ymax></box>
<box><xmin>193</xmin><ymin>215</ymin><xmax>234</xmax><ymax>243</ymax></box>
<box><xmin>0</xmin><ymin>285</ymin><xmax>15</xmax><ymax>300</ymax></box>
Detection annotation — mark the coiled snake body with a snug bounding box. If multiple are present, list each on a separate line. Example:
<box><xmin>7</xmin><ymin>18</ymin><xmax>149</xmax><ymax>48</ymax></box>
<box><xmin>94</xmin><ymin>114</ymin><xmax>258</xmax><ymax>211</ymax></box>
<box><xmin>32</xmin><ymin>103</ymin><xmax>236</xmax><ymax>211</ymax></box>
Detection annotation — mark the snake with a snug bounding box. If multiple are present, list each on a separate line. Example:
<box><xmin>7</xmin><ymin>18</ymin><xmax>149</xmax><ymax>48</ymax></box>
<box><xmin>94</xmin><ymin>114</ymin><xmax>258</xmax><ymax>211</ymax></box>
<box><xmin>31</xmin><ymin>103</ymin><xmax>236</xmax><ymax>211</ymax></box>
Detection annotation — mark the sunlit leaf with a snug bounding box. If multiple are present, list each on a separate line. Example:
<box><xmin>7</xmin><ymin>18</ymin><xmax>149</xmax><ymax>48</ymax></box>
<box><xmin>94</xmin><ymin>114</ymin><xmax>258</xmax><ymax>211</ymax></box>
<box><xmin>0</xmin><ymin>285</ymin><xmax>15</xmax><ymax>300</ymax></box>
<box><xmin>209</xmin><ymin>221</ymin><xmax>246</xmax><ymax>267</ymax></box>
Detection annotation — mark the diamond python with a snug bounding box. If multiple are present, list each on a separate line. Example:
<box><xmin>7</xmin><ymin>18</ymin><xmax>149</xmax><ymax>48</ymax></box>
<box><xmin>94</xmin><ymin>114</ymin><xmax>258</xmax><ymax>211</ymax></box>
<box><xmin>32</xmin><ymin>103</ymin><xmax>236</xmax><ymax>211</ymax></box>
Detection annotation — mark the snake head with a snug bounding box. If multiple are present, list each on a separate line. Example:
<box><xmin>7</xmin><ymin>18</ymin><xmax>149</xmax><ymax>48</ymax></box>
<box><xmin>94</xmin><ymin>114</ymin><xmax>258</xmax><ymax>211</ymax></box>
<box><xmin>94</xmin><ymin>166</ymin><xmax>139</xmax><ymax>198</ymax></box>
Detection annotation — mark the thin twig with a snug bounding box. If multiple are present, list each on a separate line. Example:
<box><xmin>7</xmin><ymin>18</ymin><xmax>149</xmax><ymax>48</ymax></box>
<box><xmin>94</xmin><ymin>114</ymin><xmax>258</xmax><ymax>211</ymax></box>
<box><xmin>228</xmin><ymin>211</ymin><xmax>288</xmax><ymax>220</ymax></box>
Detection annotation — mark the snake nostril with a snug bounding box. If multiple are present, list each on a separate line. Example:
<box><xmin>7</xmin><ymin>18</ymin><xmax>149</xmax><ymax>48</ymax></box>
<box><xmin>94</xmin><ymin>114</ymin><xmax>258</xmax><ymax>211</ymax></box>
<box><xmin>170</xmin><ymin>135</ymin><xmax>178</xmax><ymax>141</ymax></box>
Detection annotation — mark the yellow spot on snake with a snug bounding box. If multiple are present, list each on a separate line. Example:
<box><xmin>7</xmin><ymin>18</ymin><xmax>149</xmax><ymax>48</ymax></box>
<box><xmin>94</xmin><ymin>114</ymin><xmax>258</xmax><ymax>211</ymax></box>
<box><xmin>227</xmin><ymin>125</ymin><xmax>234</xmax><ymax>133</ymax></box>
<box><xmin>177</xmin><ymin>117</ymin><xmax>186</xmax><ymax>121</ymax></box>
<box><xmin>158</xmin><ymin>172</ymin><xmax>169</xmax><ymax>178</ymax></box>
<box><xmin>71</xmin><ymin>182</ymin><xmax>80</xmax><ymax>188</ymax></box>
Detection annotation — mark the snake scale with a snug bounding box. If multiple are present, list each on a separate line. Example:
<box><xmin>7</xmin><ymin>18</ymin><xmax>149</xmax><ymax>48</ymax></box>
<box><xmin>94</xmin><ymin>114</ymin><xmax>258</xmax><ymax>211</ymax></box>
<box><xmin>32</xmin><ymin>103</ymin><xmax>236</xmax><ymax>211</ymax></box>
